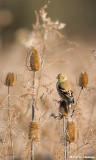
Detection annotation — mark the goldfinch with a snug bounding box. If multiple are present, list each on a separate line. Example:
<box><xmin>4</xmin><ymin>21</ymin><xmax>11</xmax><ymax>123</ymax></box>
<box><xmin>56</xmin><ymin>74</ymin><xmax>74</xmax><ymax>104</ymax></box>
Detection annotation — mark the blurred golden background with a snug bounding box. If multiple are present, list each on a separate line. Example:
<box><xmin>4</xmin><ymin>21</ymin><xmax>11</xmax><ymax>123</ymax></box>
<box><xmin>0</xmin><ymin>0</ymin><xmax>96</xmax><ymax>45</ymax></box>
<box><xmin>0</xmin><ymin>1</ymin><xmax>96</xmax><ymax>159</ymax></box>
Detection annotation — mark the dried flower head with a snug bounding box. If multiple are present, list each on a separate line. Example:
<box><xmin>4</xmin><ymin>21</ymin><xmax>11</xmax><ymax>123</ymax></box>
<box><xmin>35</xmin><ymin>153</ymin><xmax>43</xmax><ymax>160</ymax></box>
<box><xmin>4</xmin><ymin>72</ymin><xmax>14</xmax><ymax>87</ymax></box>
<box><xmin>78</xmin><ymin>72</ymin><xmax>88</xmax><ymax>89</ymax></box>
<box><xmin>30</xmin><ymin>47</ymin><xmax>39</xmax><ymax>71</ymax></box>
<box><xmin>38</xmin><ymin>1</ymin><xmax>65</xmax><ymax>39</ymax></box>
<box><xmin>27</xmin><ymin>47</ymin><xmax>40</xmax><ymax>71</ymax></box>
<box><xmin>29</xmin><ymin>121</ymin><xmax>38</xmax><ymax>141</ymax></box>
<box><xmin>59</xmin><ymin>100</ymin><xmax>68</xmax><ymax>117</ymax></box>
<box><xmin>24</xmin><ymin>1</ymin><xmax>65</xmax><ymax>49</ymax></box>
<box><xmin>67</xmin><ymin>121</ymin><xmax>75</xmax><ymax>143</ymax></box>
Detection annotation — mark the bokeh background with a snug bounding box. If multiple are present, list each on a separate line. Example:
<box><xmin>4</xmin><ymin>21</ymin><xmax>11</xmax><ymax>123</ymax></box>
<box><xmin>0</xmin><ymin>0</ymin><xmax>96</xmax><ymax>159</ymax></box>
<box><xmin>0</xmin><ymin>0</ymin><xmax>96</xmax><ymax>45</ymax></box>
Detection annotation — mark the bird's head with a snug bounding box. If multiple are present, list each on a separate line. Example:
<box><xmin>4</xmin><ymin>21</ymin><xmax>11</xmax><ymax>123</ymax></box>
<box><xmin>56</xmin><ymin>73</ymin><xmax>67</xmax><ymax>82</ymax></box>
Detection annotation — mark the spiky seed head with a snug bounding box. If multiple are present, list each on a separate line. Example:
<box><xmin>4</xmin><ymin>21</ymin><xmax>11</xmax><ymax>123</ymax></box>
<box><xmin>59</xmin><ymin>100</ymin><xmax>68</xmax><ymax>116</ymax></box>
<box><xmin>35</xmin><ymin>153</ymin><xmax>43</xmax><ymax>160</ymax></box>
<box><xmin>29</xmin><ymin>121</ymin><xmax>38</xmax><ymax>141</ymax></box>
<box><xmin>67</xmin><ymin>121</ymin><xmax>75</xmax><ymax>143</ymax></box>
<box><xmin>79</xmin><ymin>72</ymin><xmax>88</xmax><ymax>89</ymax></box>
<box><xmin>5</xmin><ymin>72</ymin><xmax>14</xmax><ymax>87</ymax></box>
<box><xmin>29</xmin><ymin>47</ymin><xmax>39</xmax><ymax>71</ymax></box>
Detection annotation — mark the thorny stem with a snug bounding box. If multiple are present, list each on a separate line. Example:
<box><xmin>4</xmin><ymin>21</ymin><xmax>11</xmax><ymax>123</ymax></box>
<box><xmin>68</xmin><ymin>103</ymin><xmax>72</xmax><ymax>160</ymax></box>
<box><xmin>76</xmin><ymin>117</ymin><xmax>79</xmax><ymax>157</ymax></box>
<box><xmin>8</xmin><ymin>86</ymin><xmax>14</xmax><ymax>160</ymax></box>
<box><xmin>75</xmin><ymin>88</ymin><xmax>82</xmax><ymax>157</ymax></box>
<box><xmin>30</xmin><ymin>22</ymin><xmax>45</xmax><ymax>160</ymax></box>
<box><xmin>8</xmin><ymin>86</ymin><xmax>10</xmax><ymax>116</ymax></box>
<box><xmin>31</xmin><ymin>71</ymin><xmax>35</xmax><ymax>160</ymax></box>
<box><xmin>63</xmin><ymin>116</ymin><xmax>67</xmax><ymax>160</ymax></box>
<box><xmin>35</xmin><ymin>69</ymin><xmax>42</xmax><ymax>109</ymax></box>
<box><xmin>31</xmin><ymin>142</ymin><xmax>34</xmax><ymax>160</ymax></box>
<box><xmin>32</xmin><ymin>71</ymin><xmax>35</xmax><ymax>121</ymax></box>
<box><xmin>68</xmin><ymin>143</ymin><xmax>70</xmax><ymax>160</ymax></box>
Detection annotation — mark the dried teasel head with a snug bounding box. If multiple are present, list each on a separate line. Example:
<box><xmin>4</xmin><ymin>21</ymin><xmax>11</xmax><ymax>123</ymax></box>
<box><xmin>78</xmin><ymin>72</ymin><xmax>88</xmax><ymax>89</ymax></box>
<box><xmin>67</xmin><ymin>121</ymin><xmax>75</xmax><ymax>143</ymax></box>
<box><xmin>59</xmin><ymin>100</ymin><xmax>68</xmax><ymax>117</ymax></box>
<box><xmin>29</xmin><ymin>121</ymin><xmax>38</xmax><ymax>141</ymax></box>
<box><xmin>35</xmin><ymin>153</ymin><xmax>43</xmax><ymax>160</ymax></box>
<box><xmin>4</xmin><ymin>72</ymin><xmax>14</xmax><ymax>87</ymax></box>
<box><xmin>27</xmin><ymin>47</ymin><xmax>40</xmax><ymax>71</ymax></box>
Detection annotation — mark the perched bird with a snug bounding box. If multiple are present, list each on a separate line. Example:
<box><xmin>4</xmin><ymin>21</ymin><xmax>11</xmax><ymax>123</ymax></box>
<box><xmin>56</xmin><ymin>73</ymin><xmax>74</xmax><ymax>104</ymax></box>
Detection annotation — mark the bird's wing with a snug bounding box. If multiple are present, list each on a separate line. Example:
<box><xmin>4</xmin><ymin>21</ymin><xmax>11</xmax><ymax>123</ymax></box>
<box><xmin>57</xmin><ymin>81</ymin><xmax>74</xmax><ymax>103</ymax></box>
<box><xmin>58</xmin><ymin>81</ymin><xmax>72</xmax><ymax>99</ymax></box>
<box><xmin>59</xmin><ymin>81</ymin><xmax>71</xmax><ymax>92</ymax></box>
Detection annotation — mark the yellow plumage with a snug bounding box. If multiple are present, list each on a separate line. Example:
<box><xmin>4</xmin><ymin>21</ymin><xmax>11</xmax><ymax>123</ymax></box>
<box><xmin>59</xmin><ymin>81</ymin><xmax>71</xmax><ymax>92</ymax></box>
<box><xmin>56</xmin><ymin>74</ymin><xmax>74</xmax><ymax>103</ymax></box>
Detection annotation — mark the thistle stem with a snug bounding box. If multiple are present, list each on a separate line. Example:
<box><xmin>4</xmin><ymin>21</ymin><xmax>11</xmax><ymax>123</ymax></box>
<box><xmin>75</xmin><ymin>88</ymin><xmax>82</xmax><ymax>157</ymax></box>
<box><xmin>63</xmin><ymin>116</ymin><xmax>67</xmax><ymax>160</ymax></box>
<box><xmin>31</xmin><ymin>142</ymin><xmax>34</xmax><ymax>160</ymax></box>
<box><xmin>8</xmin><ymin>86</ymin><xmax>10</xmax><ymax>117</ymax></box>
<box><xmin>68</xmin><ymin>143</ymin><xmax>71</xmax><ymax>160</ymax></box>
<box><xmin>32</xmin><ymin>71</ymin><xmax>35</xmax><ymax>121</ymax></box>
<box><xmin>8</xmin><ymin>86</ymin><xmax>14</xmax><ymax>160</ymax></box>
<box><xmin>31</xmin><ymin>71</ymin><xmax>36</xmax><ymax>160</ymax></box>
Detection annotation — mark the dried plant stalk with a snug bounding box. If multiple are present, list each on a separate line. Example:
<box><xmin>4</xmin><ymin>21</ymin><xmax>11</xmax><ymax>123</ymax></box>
<box><xmin>2</xmin><ymin>72</ymin><xmax>15</xmax><ymax>159</ymax></box>
<box><xmin>67</xmin><ymin>121</ymin><xmax>75</xmax><ymax>143</ymax></box>
<box><xmin>63</xmin><ymin>116</ymin><xmax>68</xmax><ymax>160</ymax></box>
<box><xmin>79</xmin><ymin>72</ymin><xmax>88</xmax><ymax>89</ymax></box>
<box><xmin>5</xmin><ymin>72</ymin><xmax>14</xmax><ymax>87</ymax></box>
<box><xmin>59</xmin><ymin>100</ymin><xmax>68</xmax><ymax>117</ymax></box>
<box><xmin>29</xmin><ymin>121</ymin><xmax>38</xmax><ymax>141</ymax></box>
<box><xmin>30</xmin><ymin>47</ymin><xmax>40</xmax><ymax>71</ymax></box>
<box><xmin>26</xmin><ymin>47</ymin><xmax>39</xmax><ymax>159</ymax></box>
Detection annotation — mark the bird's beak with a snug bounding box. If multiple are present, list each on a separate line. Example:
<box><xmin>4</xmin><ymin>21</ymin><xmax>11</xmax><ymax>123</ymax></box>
<box><xmin>56</xmin><ymin>76</ymin><xmax>58</xmax><ymax>79</ymax></box>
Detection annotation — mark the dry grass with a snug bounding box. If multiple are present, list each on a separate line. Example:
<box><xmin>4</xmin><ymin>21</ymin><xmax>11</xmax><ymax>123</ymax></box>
<box><xmin>0</xmin><ymin>1</ymin><xmax>96</xmax><ymax>160</ymax></box>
